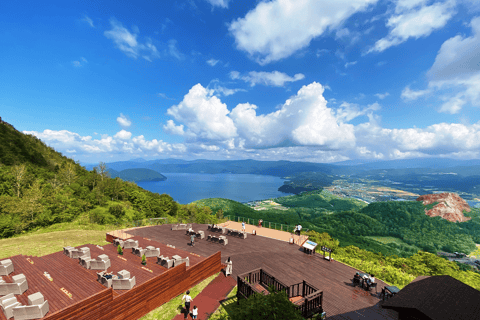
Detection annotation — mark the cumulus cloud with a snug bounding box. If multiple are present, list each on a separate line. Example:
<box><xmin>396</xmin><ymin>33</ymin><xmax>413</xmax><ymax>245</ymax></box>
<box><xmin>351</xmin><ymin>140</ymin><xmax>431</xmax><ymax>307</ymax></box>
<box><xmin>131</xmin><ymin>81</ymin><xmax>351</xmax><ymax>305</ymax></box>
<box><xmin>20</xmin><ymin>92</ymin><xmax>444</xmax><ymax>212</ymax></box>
<box><xmin>114</xmin><ymin>130</ymin><xmax>132</xmax><ymax>140</ymax></box>
<box><xmin>117</xmin><ymin>113</ymin><xmax>132</xmax><ymax>128</ymax></box>
<box><xmin>163</xmin><ymin>120</ymin><xmax>185</xmax><ymax>135</ymax></box>
<box><xmin>166</xmin><ymin>84</ymin><xmax>238</xmax><ymax>141</ymax></box>
<box><xmin>205</xmin><ymin>0</ymin><xmax>229</xmax><ymax>8</ymax></box>
<box><xmin>368</xmin><ymin>0</ymin><xmax>455</xmax><ymax>53</ymax></box>
<box><xmin>230</xmin><ymin>70</ymin><xmax>305</xmax><ymax>87</ymax></box>
<box><xmin>104</xmin><ymin>18</ymin><xmax>159</xmax><ymax>61</ymax></box>
<box><xmin>206</xmin><ymin>58</ymin><xmax>220</xmax><ymax>66</ymax></box>
<box><xmin>229</xmin><ymin>0</ymin><xmax>378</xmax><ymax>64</ymax></box>
<box><xmin>166</xmin><ymin>82</ymin><xmax>356</xmax><ymax>150</ymax></box>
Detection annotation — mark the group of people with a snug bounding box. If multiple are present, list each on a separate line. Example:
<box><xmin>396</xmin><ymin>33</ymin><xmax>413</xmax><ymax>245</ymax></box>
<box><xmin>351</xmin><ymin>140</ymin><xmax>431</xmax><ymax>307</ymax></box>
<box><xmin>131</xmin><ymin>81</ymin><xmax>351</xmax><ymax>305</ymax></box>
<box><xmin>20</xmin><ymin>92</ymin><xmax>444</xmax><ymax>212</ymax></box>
<box><xmin>353</xmin><ymin>272</ymin><xmax>375</xmax><ymax>289</ymax></box>
<box><xmin>294</xmin><ymin>224</ymin><xmax>302</xmax><ymax>236</ymax></box>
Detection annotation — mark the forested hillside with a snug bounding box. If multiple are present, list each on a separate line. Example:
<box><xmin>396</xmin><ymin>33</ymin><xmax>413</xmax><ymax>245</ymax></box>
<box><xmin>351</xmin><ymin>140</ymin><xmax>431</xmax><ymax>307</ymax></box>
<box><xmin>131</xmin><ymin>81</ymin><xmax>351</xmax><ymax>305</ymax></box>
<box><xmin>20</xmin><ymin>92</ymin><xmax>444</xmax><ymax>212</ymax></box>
<box><xmin>198</xmin><ymin>190</ymin><xmax>480</xmax><ymax>258</ymax></box>
<box><xmin>0</xmin><ymin>120</ymin><xmax>183</xmax><ymax>238</ymax></box>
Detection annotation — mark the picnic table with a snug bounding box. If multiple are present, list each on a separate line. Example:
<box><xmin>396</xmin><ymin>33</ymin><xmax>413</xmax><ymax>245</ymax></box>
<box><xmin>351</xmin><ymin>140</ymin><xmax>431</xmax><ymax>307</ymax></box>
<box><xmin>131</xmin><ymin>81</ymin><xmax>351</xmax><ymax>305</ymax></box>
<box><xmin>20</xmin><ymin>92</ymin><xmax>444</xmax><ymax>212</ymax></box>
<box><xmin>383</xmin><ymin>285</ymin><xmax>400</xmax><ymax>300</ymax></box>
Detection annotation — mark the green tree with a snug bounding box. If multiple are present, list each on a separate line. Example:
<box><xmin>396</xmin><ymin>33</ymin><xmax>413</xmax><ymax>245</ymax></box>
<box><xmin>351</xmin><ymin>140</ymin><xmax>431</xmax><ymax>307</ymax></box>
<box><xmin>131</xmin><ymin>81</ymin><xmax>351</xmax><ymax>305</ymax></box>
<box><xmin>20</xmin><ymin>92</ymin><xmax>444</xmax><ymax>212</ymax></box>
<box><xmin>232</xmin><ymin>290</ymin><xmax>304</xmax><ymax>320</ymax></box>
<box><xmin>11</xmin><ymin>164</ymin><xmax>27</xmax><ymax>197</ymax></box>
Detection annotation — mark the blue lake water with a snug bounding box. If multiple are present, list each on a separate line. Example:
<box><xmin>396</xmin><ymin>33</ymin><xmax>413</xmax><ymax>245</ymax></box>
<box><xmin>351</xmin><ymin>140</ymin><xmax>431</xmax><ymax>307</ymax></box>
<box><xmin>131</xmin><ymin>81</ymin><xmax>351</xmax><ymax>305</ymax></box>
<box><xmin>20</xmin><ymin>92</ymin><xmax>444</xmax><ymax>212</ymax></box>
<box><xmin>136</xmin><ymin>173</ymin><xmax>292</xmax><ymax>204</ymax></box>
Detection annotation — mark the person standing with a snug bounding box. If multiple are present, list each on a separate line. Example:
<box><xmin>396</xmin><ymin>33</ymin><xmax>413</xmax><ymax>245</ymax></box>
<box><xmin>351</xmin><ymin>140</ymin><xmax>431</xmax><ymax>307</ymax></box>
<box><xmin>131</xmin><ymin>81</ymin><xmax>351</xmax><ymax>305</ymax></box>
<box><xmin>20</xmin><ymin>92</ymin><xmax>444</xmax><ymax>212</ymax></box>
<box><xmin>242</xmin><ymin>221</ymin><xmax>246</xmax><ymax>232</ymax></box>
<box><xmin>294</xmin><ymin>225</ymin><xmax>298</xmax><ymax>236</ymax></box>
<box><xmin>190</xmin><ymin>233</ymin><xmax>196</xmax><ymax>247</ymax></box>
<box><xmin>225</xmin><ymin>257</ymin><xmax>233</xmax><ymax>276</ymax></box>
<box><xmin>297</xmin><ymin>224</ymin><xmax>302</xmax><ymax>236</ymax></box>
<box><xmin>182</xmin><ymin>290</ymin><xmax>192</xmax><ymax>319</ymax></box>
<box><xmin>192</xmin><ymin>306</ymin><xmax>198</xmax><ymax>319</ymax></box>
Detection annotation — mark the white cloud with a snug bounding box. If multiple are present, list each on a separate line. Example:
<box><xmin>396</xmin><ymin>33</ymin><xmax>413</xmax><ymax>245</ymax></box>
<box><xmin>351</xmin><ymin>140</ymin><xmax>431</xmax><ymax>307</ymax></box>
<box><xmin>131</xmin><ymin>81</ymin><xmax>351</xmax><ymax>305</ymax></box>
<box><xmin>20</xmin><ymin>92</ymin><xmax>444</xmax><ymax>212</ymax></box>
<box><xmin>402</xmin><ymin>17</ymin><xmax>480</xmax><ymax>113</ymax></box>
<box><xmin>229</xmin><ymin>0</ymin><xmax>378</xmax><ymax>65</ymax></box>
<box><xmin>163</xmin><ymin>120</ymin><xmax>185</xmax><ymax>135</ymax></box>
<box><xmin>229</xmin><ymin>70</ymin><xmax>305</xmax><ymax>87</ymax></box>
<box><xmin>167</xmin><ymin>39</ymin><xmax>185</xmax><ymax>60</ymax></box>
<box><xmin>82</xmin><ymin>15</ymin><xmax>94</xmax><ymax>28</ymax></box>
<box><xmin>72</xmin><ymin>57</ymin><xmax>88</xmax><ymax>67</ymax></box>
<box><xmin>104</xmin><ymin>18</ymin><xmax>159</xmax><ymax>61</ymax></box>
<box><xmin>368</xmin><ymin>1</ymin><xmax>455</xmax><ymax>53</ymax></box>
<box><xmin>395</xmin><ymin>0</ymin><xmax>429</xmax><ymax>13</ymax></box>
<box><xmin>401</xmin><ymin>86</ymin><xmax>431</xmax><ymax>101</ymax></box>
<box><xmin>117</xmin><ymin>113</ymin><xmax>132</xmax><ymax>128</ymax></box>
<box><xmin>205</xmin><ymin>0</ymin><xmax>230</xmax><ymax>8</ymax></box>
<box><xmin>206</xmin><ymin>58</ymin><xmax>220</xmax><ymax>66</ymax></box>
<box><xmin>345</xmin><ymin>61</ymin><xmax>357</xmax><ymax>68</ymax></box>
<box><xmin>114</xmin><ymin>130</ymin><xmax>132</xmax><ymax>140</ymax></box>
<box><xmin>166</xmin><ymin>84</ymin><xmax>238</xmax><ymax>141</ymax></box>
<box><xmin>374</xmin><ymin>92</ymin><xmax>389</xmax><ymax>99</ymax></box>
<box><xmin>158</xmin><ymin>93</ymin><xmax>174</xmax><ymax>100</ymax></box>
<box><xmin>335</xmin><ymin>102</ymin><xmax>380</xmax><ymax>122</ymax></box>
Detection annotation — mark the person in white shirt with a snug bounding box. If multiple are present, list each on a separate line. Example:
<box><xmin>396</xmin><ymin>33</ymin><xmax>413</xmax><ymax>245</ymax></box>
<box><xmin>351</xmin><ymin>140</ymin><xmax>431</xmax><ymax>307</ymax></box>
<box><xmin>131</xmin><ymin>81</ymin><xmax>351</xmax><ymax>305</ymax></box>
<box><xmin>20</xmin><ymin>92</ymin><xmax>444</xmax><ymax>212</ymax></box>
<box><xmin>192</xmin><ymin>305</ymin><xmax>198</xmax><ymax>319</ymax></box>
<box><xmin>182</xmin><ymin>290</ymin><xmax>192</xmax><ymax>319</ymax></box>
<box><xmin>297</xmin><ymin>224</ymin><xmax>302</xmax><ymax>236</ymax></box>
<box><xmin>242</xmin><ymin>221</ymin><xmax>245</xmax><ymax>231</ymax></box>
<box><xmin>225</xmin><ymin>257</ymin><xmax>233</xmax><ymax>276</ymax></box>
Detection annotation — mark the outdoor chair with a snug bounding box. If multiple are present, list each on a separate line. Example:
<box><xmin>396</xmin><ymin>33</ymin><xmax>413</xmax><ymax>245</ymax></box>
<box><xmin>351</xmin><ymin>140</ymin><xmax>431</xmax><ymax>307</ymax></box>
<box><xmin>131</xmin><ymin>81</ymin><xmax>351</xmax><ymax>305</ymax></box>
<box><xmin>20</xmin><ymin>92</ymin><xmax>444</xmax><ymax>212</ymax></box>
<box><xmin>196</xmin><ymin>230</ymin><xmax>205</xmax><ymax>239</ymax></box>
<box><xmin>0</xmin><ymin>276</ymin><xmax>28</xmax><ymax>295</ymax></box>
<box><xmin>173</xmin><ymin>256</ymin><xmax>190</xmax><ymax>267</ymax></box>
<box><xmin>157</xmin><ymin>256</ymin><xmax>174</xmax><ymax>269</ymax></box>
<box><xmin>63</xmin><ymin>246</ymin><xmax>74</xmax><ymax>256</ymax></box>
<box><xmin>352</xmin><ymin>276</ymin><xmax>361</xmax><ymax>286</ymax></box>
<box><xmin>144</xmin><ymin>246</ymin><xmax>160</xmax><ymax>258</ymax></box>
<box><xmin>113</xmin><ymin>238</ymin><xmax>124</xmax><ymax>248</ymax></box>
<box><xmin>0</xmin><ymin>259</ymin><xmax>14</xmax><ymax>276</ymax></box>
<box><xmin>112</xmin><ymin>276</ymin><xmax>136</xmax><ymax>290</ymax></box>
<box><xmin>132</xmin><ymin>247</ymin><xmax>146</xmax><ymax>257</ymax></box>
<box><xmin>79</xmin><ymin>256</ymin><xmax>95</xmax><ymax>269</ymax></box>
<box><xmin>90</xmin><ymin>256</ymin><xmax>111</xmax><ymax>270</ymax></box>
<box><xmin>69</xmin><ymin>247</ymin><xmax>90</xmax><ymax>259</ymax></box>
<box><xmin>219</xmin><ymin>237</ymin><xmax>228</xmax><ymax>246</ymax></box>
<box><xmin>12</xmin><ymin>300</ymin><xmax>49</xmax><ymax>320</ymax></box>
<box><xmin>1</xmin><ymin>293</ymin><xmax>21</xmax><ymax>319</ymax></box>
<box><xmin>124</xmin><ymin>239</ymin><xmax>139</xmax><ymax>249</ymax></box>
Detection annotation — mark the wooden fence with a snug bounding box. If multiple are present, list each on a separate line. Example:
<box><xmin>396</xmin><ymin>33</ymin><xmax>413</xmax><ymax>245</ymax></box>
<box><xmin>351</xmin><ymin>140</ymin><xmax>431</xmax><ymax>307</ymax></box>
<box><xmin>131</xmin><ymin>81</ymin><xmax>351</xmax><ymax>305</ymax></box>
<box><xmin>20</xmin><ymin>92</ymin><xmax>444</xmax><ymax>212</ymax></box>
<box><xmin>43</xmin><ymin>250</ymin><xmax>223</xmax><ymax>319</ymax></box>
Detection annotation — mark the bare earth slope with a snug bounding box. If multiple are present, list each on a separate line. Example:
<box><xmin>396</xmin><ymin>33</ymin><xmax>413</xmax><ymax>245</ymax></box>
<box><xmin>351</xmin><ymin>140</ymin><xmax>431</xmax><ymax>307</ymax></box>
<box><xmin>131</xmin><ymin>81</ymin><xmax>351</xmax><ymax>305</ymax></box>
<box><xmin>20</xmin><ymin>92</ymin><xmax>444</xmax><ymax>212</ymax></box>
<box><xmin>416</xmin><ymin>192</ymin><xmax>471</xmax><ymax>223</ymax></box>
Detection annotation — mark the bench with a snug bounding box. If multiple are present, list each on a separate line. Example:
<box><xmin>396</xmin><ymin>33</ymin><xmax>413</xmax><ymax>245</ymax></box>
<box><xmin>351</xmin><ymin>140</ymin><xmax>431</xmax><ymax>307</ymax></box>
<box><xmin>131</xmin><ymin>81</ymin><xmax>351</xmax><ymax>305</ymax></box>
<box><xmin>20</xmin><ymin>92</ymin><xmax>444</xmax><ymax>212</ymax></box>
<box><xmin>113</xmin><ymin>238</ymin><xmax>124</xmax><ymax>248</ymax></box>
<box><xmin>90</xmin><ymin>255</ymin><xmax>111</xmax><ymax>270</ymax></box>
<box><xmin>69</xmin><ymin>247</ymin><xmax>90</xmax><ymax>259</ymax></box>
<box><xmin>0</xmin><ymin>277</ymin><xmax>28</xmax><ymax>295</ymax></box>
<box><xmin>144</xmin><ymin>246</ymin><xmax>160</xmax><ymax>258</ymax></box>
<box><xmin>1</xmin><ymin>293</ymin><xmax>21</xmax><ymax>319</ymax></box>
<box><xmin>123</xmin><ymin>239</ymin><xmax>139</xmax><ymax>249</ymax></box>
<box><xmin>132</xmin><ymin>247</ymin><xmax>146</xmax><ymax>257</ymax></box>
<box><xmin>173</xmin><ymin>256</ymin><xmax>190</xmax><ymax>267</ymax></box>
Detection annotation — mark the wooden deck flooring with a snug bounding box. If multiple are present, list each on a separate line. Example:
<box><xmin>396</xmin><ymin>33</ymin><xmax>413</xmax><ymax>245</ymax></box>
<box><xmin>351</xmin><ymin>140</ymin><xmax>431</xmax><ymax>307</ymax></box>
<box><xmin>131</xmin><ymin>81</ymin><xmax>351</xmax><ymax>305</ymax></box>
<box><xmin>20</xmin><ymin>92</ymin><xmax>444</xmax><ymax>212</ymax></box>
<box><xmin>127</xmin><ymin>224</ymin><xmax>399</xmax><ymax>320</ymax></box>
<box><xmin>0</xmin><ymin>237</ymin><xmax>205</xmax><ymax>320</ymax></box>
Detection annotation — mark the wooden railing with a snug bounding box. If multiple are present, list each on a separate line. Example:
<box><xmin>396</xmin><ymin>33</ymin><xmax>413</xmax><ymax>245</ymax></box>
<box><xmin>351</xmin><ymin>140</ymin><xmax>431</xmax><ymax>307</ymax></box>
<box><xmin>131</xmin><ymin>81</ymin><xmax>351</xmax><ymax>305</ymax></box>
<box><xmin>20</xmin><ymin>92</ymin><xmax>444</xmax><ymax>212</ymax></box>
<box><xmin>237</xmin><ymin>268</ymin><xmax>323</xmax><ymax>318</ymax></box>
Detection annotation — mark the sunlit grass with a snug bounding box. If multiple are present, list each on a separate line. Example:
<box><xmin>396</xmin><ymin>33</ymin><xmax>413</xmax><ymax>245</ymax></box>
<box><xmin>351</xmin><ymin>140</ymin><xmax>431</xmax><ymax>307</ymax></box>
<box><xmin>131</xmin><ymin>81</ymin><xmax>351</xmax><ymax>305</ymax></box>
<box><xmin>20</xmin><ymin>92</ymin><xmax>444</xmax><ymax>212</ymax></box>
<box><xmin>139</xmin><ymin>273</ymin><xmax>219</xmax><ymax>320</ymax></box>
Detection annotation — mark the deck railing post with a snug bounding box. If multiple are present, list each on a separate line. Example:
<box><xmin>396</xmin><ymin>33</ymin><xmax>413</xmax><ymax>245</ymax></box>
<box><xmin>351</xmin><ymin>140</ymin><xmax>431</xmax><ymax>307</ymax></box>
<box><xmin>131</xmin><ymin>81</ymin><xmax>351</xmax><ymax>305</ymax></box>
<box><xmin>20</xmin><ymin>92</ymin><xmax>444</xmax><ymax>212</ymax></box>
<box><xmin>302</xmin><ymin>280</ymin><xmax>306</xmax><ymax>297</ymax></box>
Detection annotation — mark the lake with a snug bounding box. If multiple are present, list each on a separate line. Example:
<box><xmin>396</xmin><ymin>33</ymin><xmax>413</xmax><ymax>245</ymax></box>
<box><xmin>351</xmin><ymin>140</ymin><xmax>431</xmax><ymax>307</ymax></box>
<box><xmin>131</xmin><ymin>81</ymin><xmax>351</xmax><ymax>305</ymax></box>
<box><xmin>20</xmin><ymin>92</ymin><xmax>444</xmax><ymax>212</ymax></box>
<box><xmin>136</xmin><ymin>173</ymin><xmax>292</xmax><ymax>204</ymax></box>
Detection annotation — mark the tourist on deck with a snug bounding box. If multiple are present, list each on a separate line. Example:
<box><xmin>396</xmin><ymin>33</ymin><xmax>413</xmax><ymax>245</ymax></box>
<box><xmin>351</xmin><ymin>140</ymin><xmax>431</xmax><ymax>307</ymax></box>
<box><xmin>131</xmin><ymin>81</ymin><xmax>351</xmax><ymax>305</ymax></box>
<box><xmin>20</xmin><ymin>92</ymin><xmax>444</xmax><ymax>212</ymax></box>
<box><xmin>353</xmin><ymin>272</ymin><xmax>361</xmax><ymax>286</ymax></box>
<box><xmin>367</xmin><ymin>274</ymin><xmax>375</xmax><ymax>287</ymax></box>
<box><xmin>225</xmin><ymin>257</ymin><xmax>233</xmax><ymax>277</ymax></box>
<box><xmin>242</xmin><ymin>221</ymin><xmax>245</xmax><ymax>231</ymax></box>
<box><xmin>190</xmin><ymin>233</ymin><xmax>196</xmax><ymax>247</ymax></box>
<box><xmin>258</xmin><ymin>219</ymin><xmax>263</xmax><ymax>227</ymax></box>
<box><xmin>294</xmin><ymin>225</ymin><xmax>298</xmax><ymax>235</ymax></box>
<box><xmin>192</xmin><ymin>305</ymin><xmax>198</xmax><ymax>319</ymax></box>
<box><xmin>182</xmin><ymin>290</ymin><xmax>192</xmax><ymax>319</ymax></box>
<box><xmin>296</xmin><ymin>224</ymin><xmax>302</xmax><ymax>236</ymax></box>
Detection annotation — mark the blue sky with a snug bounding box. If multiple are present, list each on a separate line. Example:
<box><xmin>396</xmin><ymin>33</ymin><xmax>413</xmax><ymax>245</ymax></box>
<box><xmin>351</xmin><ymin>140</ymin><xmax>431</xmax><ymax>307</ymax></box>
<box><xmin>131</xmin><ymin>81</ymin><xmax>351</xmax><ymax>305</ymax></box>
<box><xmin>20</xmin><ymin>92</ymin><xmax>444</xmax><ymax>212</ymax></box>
<box><xmin>2</xmin><ymin>0</ymin><xmax>480</xmax><ymax>164</ymax></box>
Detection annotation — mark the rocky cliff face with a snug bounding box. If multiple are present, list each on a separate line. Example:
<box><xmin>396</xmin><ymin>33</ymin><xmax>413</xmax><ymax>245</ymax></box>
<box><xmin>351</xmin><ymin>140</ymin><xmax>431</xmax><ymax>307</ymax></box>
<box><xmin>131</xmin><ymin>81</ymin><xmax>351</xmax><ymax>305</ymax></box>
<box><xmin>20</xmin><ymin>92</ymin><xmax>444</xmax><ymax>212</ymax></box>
<box><xmin>416</xmin><ymin>193</ymin><xmax>471</xmax><ymax>223</ymax></box>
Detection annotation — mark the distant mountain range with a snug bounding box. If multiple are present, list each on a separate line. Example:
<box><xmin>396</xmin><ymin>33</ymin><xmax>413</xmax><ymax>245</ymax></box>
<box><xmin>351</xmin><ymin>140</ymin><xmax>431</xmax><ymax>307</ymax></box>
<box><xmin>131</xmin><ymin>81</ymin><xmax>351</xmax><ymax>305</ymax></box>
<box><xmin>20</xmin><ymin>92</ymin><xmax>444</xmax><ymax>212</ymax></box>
<box><xmin>82</xmin><ymin>157</ymin><xmax>480</xmax><ymax>196</ymax></box>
